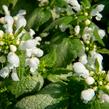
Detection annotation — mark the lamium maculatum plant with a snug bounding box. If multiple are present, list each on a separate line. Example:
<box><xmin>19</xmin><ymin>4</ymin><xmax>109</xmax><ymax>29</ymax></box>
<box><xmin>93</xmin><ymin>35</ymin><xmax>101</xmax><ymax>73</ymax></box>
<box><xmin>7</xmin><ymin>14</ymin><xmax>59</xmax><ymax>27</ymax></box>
<box><xmin>1</xmin><ymin>0</ymin><xmax>109</xmax><ymax>109</ymax></box>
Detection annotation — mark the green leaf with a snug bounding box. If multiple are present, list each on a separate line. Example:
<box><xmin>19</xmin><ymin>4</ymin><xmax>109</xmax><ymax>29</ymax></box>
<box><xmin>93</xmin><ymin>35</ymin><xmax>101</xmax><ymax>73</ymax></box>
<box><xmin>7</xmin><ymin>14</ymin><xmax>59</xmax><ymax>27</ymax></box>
<box><xmin>17</xmin><ymin>52</ymin><xmax>26</xmax><ymax>79</ymax></box>
<box><xmin>7</xmin><ymin>74</ymin><xmax>44</xmax><ymax>97</ymax></box>
<box><xmin>81</xmin><ymin>0</ymin><xmax>91</xmax><ymax>8</ymax></box>
<box><xmin>91</xmin><ymin>100</ymin><xmax>109</xmax><ymax>109</ymax></box>
<box><xmin>54</xmin><ymin>0</ymin><xmax>67</xmax><ymax>7</ymax></box>
<box><xmin>43</xmin><ymin>16</ymin><xmax>73</xmax><ymax>32</ymax></box>
<box><xmin>27</xmin><ymin>8</ymin><xmax>52</xmax><ymax>30</ymax></box>
<box><xmin>21</xmin><ymin>32</ymin><xmax>31</xmax><ymax>41</ymax></box>
<box><xmin>47</xmin><ymin>73</ymin><xmax>72</xmax><ymax>82</ymax></box>
<box><xmin>41</xmin><ymin>38</ymin><xmax>84</xmax><ymax>67</ymax></box>
<box><xmin>15</xmin><ymin>83</ymin><xmax>68</xmax><ymax>109</ymax></box>
<box><xmin>97</xmin><ymin>48</ymin><xmax>109</xmax><ymax>55</ymax></box>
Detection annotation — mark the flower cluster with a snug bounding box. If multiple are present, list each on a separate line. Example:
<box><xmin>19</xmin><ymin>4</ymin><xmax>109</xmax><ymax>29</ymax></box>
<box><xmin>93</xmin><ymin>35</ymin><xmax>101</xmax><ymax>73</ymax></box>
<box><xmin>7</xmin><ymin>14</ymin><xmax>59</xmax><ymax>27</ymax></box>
<box><xmin>65</xmin><ymin>1</ymin><xmax>109</xmax><ymax>104</ymax></box>
<box><xmin>0</xmin><ymin>5</ymin><xmax>43</xmax><ymax>81</ymax></box>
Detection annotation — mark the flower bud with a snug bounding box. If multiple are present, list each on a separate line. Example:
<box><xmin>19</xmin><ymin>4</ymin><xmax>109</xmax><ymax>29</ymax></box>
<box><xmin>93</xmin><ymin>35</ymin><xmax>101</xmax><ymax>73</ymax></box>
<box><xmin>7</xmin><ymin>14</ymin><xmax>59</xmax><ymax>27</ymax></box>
<box><xmin>85</xmin><ymin>76</ymin><xmax>95</xmax><ymax>85</ymax></box>
<box><xmin>10</xmin><ymin>45</ymin><xmax>17</xmax><ymax>52</ymax></box>
<box><xmin>85</xmin><ymin>19</ymin><xmax>91</xmax><ymax>25</ymax></box>
<box><xmin>74</xmin><ymin>25</ymin><xmax>80</xmax><ymax>35</ymax></box>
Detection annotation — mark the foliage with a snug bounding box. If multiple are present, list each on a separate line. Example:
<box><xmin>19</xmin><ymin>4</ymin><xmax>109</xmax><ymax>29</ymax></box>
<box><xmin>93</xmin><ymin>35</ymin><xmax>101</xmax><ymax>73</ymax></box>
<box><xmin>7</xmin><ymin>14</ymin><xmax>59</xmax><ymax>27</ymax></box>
<box><xmin>0</xmin><ymin>0</ymin><xmax>109</xmax><ymax>109</ymax></box>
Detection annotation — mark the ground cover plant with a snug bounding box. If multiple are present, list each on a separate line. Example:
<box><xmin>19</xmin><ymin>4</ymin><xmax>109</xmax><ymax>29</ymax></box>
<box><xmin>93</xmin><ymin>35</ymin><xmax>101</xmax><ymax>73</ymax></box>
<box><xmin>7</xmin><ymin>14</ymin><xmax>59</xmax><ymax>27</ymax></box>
<box><xmin>1</xmin><ymin>0</ymin><xmax>109</xmax><ymax>109</ymax></box>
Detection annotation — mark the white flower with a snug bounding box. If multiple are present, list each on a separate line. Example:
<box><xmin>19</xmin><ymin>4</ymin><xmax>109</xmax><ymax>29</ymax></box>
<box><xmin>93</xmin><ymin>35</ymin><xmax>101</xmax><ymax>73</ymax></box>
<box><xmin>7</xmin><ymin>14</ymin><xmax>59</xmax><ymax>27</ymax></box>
<box><xmin>35</xmin><ymin>37</ymin><xmax>42</xmax><ymax>41</ymax></box>
<box><xmin>98</xmin><ymin>29</ymin><xmax>105</xmax><ymax>39</ymax></box>
<box><xmin>4</xmin><ymin>15</ymin><xmax>14</xmax><ymax>34</ymax></box>
<box><xmin>26</xmin><ymin>57</ymin><xmax>40</xmax><ymax>73</ymax></box>
<box><xmin>0</xmin><ymin>67</ymin><xmax>10</xmax><ymax>78</ymax></box>
<box><xmin>32</xmin><ymin>48</ymin><xmax>44</xmax><ymax>57</ymax></box>
<box><xmin>20</xmin><ymin>37</ymin><xmax>42</xmax><ymax>50</ymax></box>
<box><xmin>67</xmin><ymin>0</ymin><xmax>81</xmax><ymax>12</ymax></box>
<box><xmin>16</xmin><ymin>16</ymin><xmax>26</xmax><ymax>29</ymax></box>
<box><xmin>17</xmin><ymin>10</ymin><xmax>26</xmax><ymax>16</ymax></box>
<box><xmin>7</xmin><ymin>52</ymin><xmax>19</xmax><ymax>68</ymax></box>
<box><xmin>96</xmin><ymin>4</ymin><xmax>105</xmax><ymax>12</ymax></box>
<box><xmin>11</xmin><ymin>68</ymin><xmax>19</xmax><ymax>81</ymax></box>
<box><xmin>85</xmin><ymin>76</ymin><xmax>95</xmax><ymax>85</ymax></box>
<box><xmin>2</xmin><ymin>5</ymin><xmax>10</xmax><ymax>15</ymax></box>
<box><xmin>74</xmin><ymin>25</ymin><xmax>80</xmax><ymax>35</ymax></box>
<box><xmin>26</xmin><ymin>48</ymin><xmax>43</xmax><ymax>57</ymax></box>
<box><xmin>0</xmin><ymin>30</ymin><xmax>4</xmax><ymax>38</ymax></box>
<box><xmin>10</xmin><ymin>45</ymin><xmax>17</xmax><ymax>52</ymax></box>
<box><xmin>100</xmin><ymin>92</ymin><xmax>109</xmax><ymax>103</ymax></box>
<box><xmin>82</xmin><ymin>27</ymin><xmax>92</xmax><ymax>42</ymax></box>
<box><xmin>73</xmin><ymin>62</ymin><xmax>89</xmax><ymax>78</ymax></box>
<box><xmin>81</xmin><ymin>89</ymin><xmax>95</xmax><ymax>103</ymax></box>
<box><xmin>90</xmin><ymin>51</ymin><xmax>103</xmax><ymax>71</ymax></box>
<box><xmin>95</xmin><ymin>53</ymin><xmax>103</xmax><ymax>71</ymax></box>
<box><xmin>79</xmin><ymin>54</ymin><xmax>88</xmax><ymax>65</ymax></box>
<box><xmin>91</xmin><ymin>4</ymin><xmax>104</xmax><ymax>21</ymax></box>
<box><xmin>20</xmin><ymin>39</ymin><xmax>36</xmax><ymax>50</ymax></box>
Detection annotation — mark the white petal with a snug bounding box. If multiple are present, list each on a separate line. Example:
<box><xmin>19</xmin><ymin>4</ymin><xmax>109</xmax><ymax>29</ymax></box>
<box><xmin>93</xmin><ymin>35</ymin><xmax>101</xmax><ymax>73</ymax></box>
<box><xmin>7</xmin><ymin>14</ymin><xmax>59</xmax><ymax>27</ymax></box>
<box><xmin>2</xmin><ymin>5</ymin><xmax>10</xmax><ymax>15</ymax></box>
<box><xmin>4</xmin><ymin>16</ymin><xmax>14</xmax><ymax>33</ymax></box>
<box><xmin>11</xmin><ymin>68</ymin><xmax>19</xmax><ymax>81</ymax></box>
<box><xmin>16</xmin><ymin>16</ymin><xmax>26</xmax><ymax>29</ymax></box>
<box><xmin>100</xmin><ymin>92</ymin><xmax>109</xmax><ymax>103</ymax></box>
<box><xmin>73</xmin><ymin>62</ymin><xmax>89</xmax><ymax>78</ymax></box>
<box><xmin>79</xmin><ymin>54</ymin><xmax>88</xmax><ymax>65</ymax></box>
<box><xmin>26</xmin><ymin>57</ymin><xmax>39</xmax><ymax>73</ymax></box>
<box><xmin>32</xmin><ymin>48</ymin><xmax>44</xmax><ymax>57</ymax></box>
<box><xmin>96</xmin><ymin>4</ymin><xmax>104</xmax><ymax>12</ymax></box>
<box><xmin>81</xmin><ymin>89</ymin><xmax>95</xmax><ymax>103</ymax></box>
<box><xmin>29</xmin><ymin>29</ymin><xmax>35</xmax><ymax>37</ymax></box>
<box><xmin>91</xmin><ymin>9</ymin><xmax>98</xmax><ymax>16</ymax></box>
<box><xmin>17</xmin><ymin>10</ymin><xmax>26</xmax><ymax>16</ymax></box>
<box><xmin>26</xmin><ymin>49</ymin><xmax>32</xmax><ymax>57</ymax></box>
<box><xmin>95</xmin><ymin>13</ymin><xmax>102</xmax><ymax>21</ymax></box>
<box><xmin>0</xmin><ymin>67</ymin><xmax>10</xmax><ymax>78</ymax></box>
<box><xmin>28</xmin><ymin>57</ymin><xmax>39</xmax><ymax>67</ymax></box>
<box><xmin>20</xmin><ymin>39</ymin><xmax>36</xmax><ymax>50</ymax></box>
<box><xmin>98</xmin><ymin>29</ymin><xmax>105</xmax><ymax>39</ymax></box>
<box><xmin>67</xmin><ymin>0</ymin><xmax>81</xmax><ymax>12</ymax></box>
<box><xmin>7</xmin><ymin>52</ymin><xmax>19</xmax><ymax>67</ymax></box>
